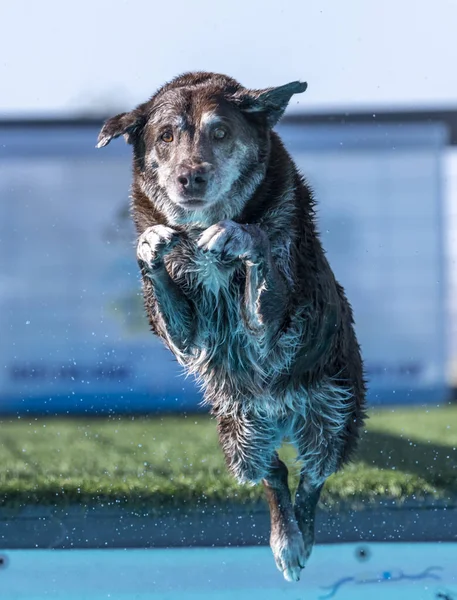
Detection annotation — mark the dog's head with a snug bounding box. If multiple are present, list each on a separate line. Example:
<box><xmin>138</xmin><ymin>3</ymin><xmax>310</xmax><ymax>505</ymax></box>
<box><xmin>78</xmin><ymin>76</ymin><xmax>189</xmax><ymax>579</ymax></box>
<box><xmin>97</xmin><ymin>72</ymin><xmax>307</xmax><ymax>225</ymax></box>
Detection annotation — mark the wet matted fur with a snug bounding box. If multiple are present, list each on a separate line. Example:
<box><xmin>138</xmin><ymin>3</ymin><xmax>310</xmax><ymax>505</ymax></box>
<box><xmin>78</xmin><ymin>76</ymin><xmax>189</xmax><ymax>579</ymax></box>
<box><xmin>97</xmin><ymin>72</ymin><xmax>367</xmax><ymax>582</ymax></box>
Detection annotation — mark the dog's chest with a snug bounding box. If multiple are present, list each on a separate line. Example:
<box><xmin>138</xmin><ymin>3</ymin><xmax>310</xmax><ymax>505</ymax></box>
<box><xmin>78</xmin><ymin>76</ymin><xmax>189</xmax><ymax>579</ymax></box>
<box><xmin>165</xmin><ymin>240</ymin><xmax>237</xmax><ymax>296</ymax></box>
<box><xmin>188</xmin><ymin>251</ymin><xmax>229</xmax><ymax>296</ymax></box>
<box><xmin>160</xmin><ymin>238</ymin><xmax>290</xmax><ymax>398</ymax></box>
<box><xmin>164</xmin><ymin>241</ymin><xmax>250</xmax><ymax>356</ymax></box>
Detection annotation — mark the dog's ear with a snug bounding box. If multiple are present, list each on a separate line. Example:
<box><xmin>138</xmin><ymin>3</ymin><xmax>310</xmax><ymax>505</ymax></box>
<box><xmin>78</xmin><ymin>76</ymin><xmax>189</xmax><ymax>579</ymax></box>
<box><xmin>96</xmin><ymin>110</ymin><xmax>145</xmax><ymax>148</ymax></box>
<box><xmin>234</xmin><ymin>81</ymin><xmax>307</xmax><ymax>128</ymax></box>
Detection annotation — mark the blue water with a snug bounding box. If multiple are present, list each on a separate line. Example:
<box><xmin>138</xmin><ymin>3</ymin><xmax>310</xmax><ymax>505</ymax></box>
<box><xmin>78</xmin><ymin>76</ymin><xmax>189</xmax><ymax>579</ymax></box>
<box><xmin>1</xmin><ymin>542</ymin><xmax>456</xmax><ymax>599</ymax></box>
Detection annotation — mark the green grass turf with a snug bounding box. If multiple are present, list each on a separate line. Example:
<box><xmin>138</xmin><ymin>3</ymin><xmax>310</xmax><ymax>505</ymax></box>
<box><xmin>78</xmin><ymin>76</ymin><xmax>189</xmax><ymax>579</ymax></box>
<box><xmin>0</xmin><ymin>405</ymin><xmax>456</xmax><ymax>509</ymax></box>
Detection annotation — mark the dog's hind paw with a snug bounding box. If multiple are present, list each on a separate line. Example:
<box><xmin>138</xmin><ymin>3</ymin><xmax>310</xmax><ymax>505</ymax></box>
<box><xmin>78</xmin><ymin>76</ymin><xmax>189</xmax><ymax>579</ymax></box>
<box><xmin>270</xmin><ymin>526</ymin><xmax>307</xmax><ymax>582</ymax></box>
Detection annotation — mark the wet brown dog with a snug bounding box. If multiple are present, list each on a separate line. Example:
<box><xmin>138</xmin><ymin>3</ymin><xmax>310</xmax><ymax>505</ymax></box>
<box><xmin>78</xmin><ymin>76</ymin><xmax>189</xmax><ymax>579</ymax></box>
<box><xmin>97</xmin><ymin>72</ymin><xmax>366</xmax><ymax>582</ymax></box>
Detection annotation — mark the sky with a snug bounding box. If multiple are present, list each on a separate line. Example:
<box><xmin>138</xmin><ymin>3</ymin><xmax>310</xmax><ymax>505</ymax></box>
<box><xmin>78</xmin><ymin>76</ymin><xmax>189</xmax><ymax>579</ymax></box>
<box><xmin>1</xmin><ymin>0</ymin><xmax>456</xmax><ymax>116</ymax></box>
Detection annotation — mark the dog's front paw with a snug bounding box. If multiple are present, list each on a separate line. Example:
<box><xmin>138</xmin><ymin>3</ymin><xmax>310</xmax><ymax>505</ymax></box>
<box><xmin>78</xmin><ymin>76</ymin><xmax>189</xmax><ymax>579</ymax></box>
<box><xmin>137</xmin><ymin>225</ymin><xmax>180</xmax><ymax>273</ymax></box>
<box><xmin>197</xmin><ymin>220</ymin><xmax>259</xmax><ymax>262</ymax></box>
<box><xmin>270</xmin><ymin>525</ymin><xmax>307</xmax><ymax>583</ymax></box>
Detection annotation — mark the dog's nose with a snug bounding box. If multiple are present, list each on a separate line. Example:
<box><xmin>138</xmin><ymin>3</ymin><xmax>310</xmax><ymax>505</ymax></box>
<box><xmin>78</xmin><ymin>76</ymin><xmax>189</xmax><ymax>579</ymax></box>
<box><xmin>177</xmin><ymin>164</ymin><xmax>212</xmax><ymax>193</ymax></box>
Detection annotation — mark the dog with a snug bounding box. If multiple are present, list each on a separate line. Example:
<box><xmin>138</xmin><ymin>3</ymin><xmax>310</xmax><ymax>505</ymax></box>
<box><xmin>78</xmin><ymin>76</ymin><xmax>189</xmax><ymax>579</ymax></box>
<box><xmin>97</xmin><ymin>72</ymin><xmax>367</xmax><ymax>582</ymax></box>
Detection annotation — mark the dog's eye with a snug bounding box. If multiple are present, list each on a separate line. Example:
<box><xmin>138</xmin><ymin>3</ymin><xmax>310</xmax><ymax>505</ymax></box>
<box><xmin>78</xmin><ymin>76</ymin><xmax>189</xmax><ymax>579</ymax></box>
<box><xmin>213</xmin><ymin>127</ymin><xmax>227</xmax><ymax>140</ymax></box>
<box><xmin>161</xmin><ymin>131</ymin><xmax>173</xmax><ymax>143</ymax></box>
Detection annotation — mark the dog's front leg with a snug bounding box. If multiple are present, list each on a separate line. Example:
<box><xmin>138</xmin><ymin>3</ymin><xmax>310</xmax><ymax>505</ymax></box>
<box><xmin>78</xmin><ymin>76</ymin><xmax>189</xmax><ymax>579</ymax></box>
<box><xmin>137</xmin><ymin>225</ymin><xmax>194</xmax><ymax>352</ymax></box>
<box><xmin>197</xmin><ymin>220</ymin><xmax>289</xmax><ymax>334</ymax></box>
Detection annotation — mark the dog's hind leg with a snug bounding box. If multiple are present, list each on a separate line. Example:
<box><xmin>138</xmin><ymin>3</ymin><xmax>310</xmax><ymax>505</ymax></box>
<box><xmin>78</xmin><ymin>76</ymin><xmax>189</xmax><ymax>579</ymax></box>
<box><xmin>263</xmin><ymin>454</ymin><xmax>307</xmax><ymax>582</ymax></box>
<box><xmin>216</xmin><ymin>412</ymin><xmax>305</xmax><ymax>582</ymax></box>
<box><xmin>293</xmin><ymin>476</ymin><xmax>324</xmax><ymax>564</ymax></box>
<box><xmin>291</xmin><ymin>382</ymin><xmax>350</xmax><ymax>563</ymax></box>
<box><xmin>216</xmin><ymin>411</ymin><xmax>278</xmax><ymax>485</ymax></box>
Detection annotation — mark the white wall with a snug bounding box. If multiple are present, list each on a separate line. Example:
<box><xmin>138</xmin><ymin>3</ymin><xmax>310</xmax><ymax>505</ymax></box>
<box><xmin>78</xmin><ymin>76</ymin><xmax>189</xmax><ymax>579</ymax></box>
<box><xmin>444</xmin><ymin>149</ymin><xmax>457</xmax><ymax>384</ymax></box>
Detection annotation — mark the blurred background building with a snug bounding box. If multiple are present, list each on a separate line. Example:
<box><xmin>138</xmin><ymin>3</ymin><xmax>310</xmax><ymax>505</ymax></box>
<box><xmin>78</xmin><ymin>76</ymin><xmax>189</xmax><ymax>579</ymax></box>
<box><xmin>0</xmin><ymin>0</ymin><xmax>455</xmax><ymax>414</ymax></box>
